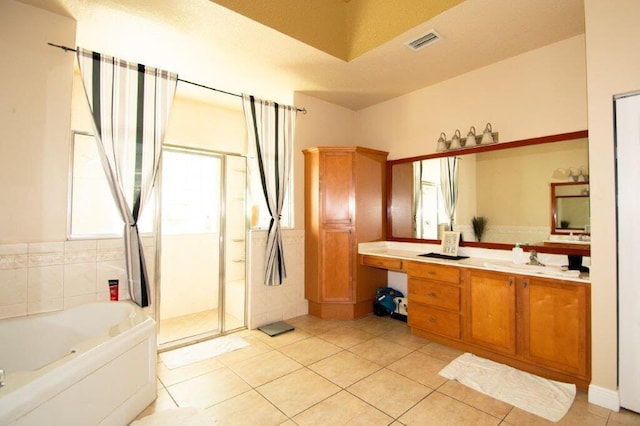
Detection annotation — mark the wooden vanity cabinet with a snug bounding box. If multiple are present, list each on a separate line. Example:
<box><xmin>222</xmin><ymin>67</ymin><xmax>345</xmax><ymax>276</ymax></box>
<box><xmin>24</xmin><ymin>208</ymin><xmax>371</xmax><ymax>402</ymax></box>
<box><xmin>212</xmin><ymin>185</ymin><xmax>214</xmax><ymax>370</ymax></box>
<box><xmin>464</xmin><ymin>269</ymin><xmax>590</xmax><ymax>386</ymax></box>
<box><xmin>358</xmin><ymin>255</ymin><xmax>591</xmax><ymax>387</ymax></box>
<box><xmin>304</xmin><ymin>147</ymin><xmax>389</xmax><ymax>319</ymax></box>
<box><xmin>520</xmin><ymin>276</ymin><xmax>590</xmax><ymax>378</ymax></box>
<box><xmin>406</xmin><ymin>262</ymin><xmax>462</xmax><ymax>340</ymax></box>
<box><xmin>465</xmin><ymin>269</ymin><xmax>517</xmax><ymax>355</ymax></box>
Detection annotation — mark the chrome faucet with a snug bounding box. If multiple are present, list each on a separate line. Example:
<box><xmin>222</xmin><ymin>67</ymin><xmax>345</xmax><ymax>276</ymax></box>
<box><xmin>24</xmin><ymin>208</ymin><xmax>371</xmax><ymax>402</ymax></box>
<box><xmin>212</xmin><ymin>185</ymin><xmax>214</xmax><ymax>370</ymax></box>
<box><xmin>527</xmin><ymin>250</ymin><xmax>546</xmax><ymax>267</ymax></box>
<box><xmin>0</xmin><ymin>368</ymin><xmax>4</xmax><ymax>388</ymax></box>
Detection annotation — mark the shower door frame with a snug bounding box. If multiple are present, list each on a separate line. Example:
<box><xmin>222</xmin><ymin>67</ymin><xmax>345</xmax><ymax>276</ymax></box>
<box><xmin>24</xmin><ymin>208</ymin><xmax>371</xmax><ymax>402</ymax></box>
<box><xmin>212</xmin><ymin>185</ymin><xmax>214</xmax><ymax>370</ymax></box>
<box><xmin>154</xmin><ymin>145</ymin><xmax>248</xmax><ymax>351</ymax></box>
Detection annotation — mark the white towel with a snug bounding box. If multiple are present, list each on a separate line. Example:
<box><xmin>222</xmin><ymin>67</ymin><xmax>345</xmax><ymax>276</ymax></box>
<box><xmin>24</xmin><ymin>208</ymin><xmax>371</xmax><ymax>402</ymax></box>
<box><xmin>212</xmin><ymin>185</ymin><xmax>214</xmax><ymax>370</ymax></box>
<box><xmin>439</xmin><ymin>353</ymin><xmax>575</xmax><ymax>422</ymax></box>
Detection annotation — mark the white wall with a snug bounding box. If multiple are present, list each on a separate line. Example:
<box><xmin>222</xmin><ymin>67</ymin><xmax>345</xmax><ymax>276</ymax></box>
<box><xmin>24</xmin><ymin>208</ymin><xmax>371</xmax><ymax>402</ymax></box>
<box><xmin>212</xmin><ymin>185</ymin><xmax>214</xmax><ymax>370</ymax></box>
<box><xmin>160</xmin><ymin>233</ymin><xmax>219</xmax><ymax>319</ymax></box>
<box><xmin>584</xmin><ymin>0</ymin><xmax>640</xmax><ymax>408</ymax></box>
<box><xmin>0</xmin><ymin>0</ymin><xmax>75</xmax><ymax>243</ymax></box>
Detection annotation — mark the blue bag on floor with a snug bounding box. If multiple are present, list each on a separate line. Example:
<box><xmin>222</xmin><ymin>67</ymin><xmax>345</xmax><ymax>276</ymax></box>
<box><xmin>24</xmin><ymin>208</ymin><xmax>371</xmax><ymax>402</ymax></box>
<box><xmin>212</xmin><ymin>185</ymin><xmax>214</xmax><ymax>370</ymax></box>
<box><xmin>374</xmin><ymin>287</ymin><xmax>404</xmax><ymax>316</ymax></box>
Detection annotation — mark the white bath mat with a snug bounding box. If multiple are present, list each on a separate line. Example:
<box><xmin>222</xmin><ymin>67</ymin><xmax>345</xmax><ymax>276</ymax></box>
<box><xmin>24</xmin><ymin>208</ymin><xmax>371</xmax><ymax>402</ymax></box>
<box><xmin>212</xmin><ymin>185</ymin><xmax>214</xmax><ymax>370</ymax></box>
<box><xmin>160</xmin><ymin>335</ymin><xmax>249</xmax><ymax>369</ymax></box>
<box><xmin>131</xmin><ymin>407</ymin><xmax>217</xmax><ymax>425</ymax></box>
<box><xmin>439</xmin><ymin>353</ymin><xmax>576</xmax><ymax>422</ymax></box>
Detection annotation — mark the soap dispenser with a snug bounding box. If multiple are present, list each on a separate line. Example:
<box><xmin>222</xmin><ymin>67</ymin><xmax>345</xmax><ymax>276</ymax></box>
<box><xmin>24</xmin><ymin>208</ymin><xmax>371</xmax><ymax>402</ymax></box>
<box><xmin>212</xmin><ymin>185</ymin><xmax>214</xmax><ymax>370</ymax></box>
<box><xmin>512</xmin><ymin>243</ymin><xmax>525</xmax><ymax>264</ymax></box>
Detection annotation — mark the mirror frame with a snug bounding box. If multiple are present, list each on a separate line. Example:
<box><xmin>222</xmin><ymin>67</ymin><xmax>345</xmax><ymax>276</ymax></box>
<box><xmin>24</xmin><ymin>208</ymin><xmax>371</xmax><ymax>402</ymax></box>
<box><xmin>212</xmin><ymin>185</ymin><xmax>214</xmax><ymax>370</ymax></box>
<box><xmin>386</xmin><ymin>130</ymin><xmax>590</xmax><ymax>256</ymax></box>
<box><xmin>550</xmin><ymin>181</ymin><xmax>590</xmax><ymax>234</ymax></box>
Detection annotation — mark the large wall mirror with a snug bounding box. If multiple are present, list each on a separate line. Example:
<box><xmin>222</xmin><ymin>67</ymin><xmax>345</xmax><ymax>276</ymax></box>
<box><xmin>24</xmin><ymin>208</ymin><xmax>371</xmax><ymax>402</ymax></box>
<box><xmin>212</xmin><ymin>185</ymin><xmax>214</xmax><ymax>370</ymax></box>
<box><xmin>387</xmin><ymin>130</ymin><xmax>590</xmax><ymax>255</ymax></box>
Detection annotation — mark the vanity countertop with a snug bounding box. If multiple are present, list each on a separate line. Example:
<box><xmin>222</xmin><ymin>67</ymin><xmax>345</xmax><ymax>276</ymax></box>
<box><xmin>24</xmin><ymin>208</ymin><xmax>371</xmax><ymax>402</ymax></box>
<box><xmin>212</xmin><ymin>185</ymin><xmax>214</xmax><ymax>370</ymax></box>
<box><xmin>359</xmin><ymin>241</ymin><xmax>590</xmax><ymax>283</ymax></box>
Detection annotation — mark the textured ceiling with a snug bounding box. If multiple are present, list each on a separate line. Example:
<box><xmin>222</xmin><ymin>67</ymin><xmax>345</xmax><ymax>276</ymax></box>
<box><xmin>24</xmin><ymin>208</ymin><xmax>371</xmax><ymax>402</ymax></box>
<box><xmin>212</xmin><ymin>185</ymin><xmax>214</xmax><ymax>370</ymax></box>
<box><xmin>209</xmin><ymin>0</ymin><xmax>465</xmax><ymax>61</ymax></box>
<box><xmin>16</xmin><ymin>0</ymin><xmax>585</xmax><ymax>111</ymax></box>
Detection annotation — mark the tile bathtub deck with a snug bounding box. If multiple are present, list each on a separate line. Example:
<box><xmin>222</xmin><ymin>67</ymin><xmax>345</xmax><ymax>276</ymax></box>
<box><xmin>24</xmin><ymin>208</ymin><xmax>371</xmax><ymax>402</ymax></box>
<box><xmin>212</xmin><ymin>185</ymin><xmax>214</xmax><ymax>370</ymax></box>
<box><xmin>135</xmin><ymin>314</ymin><xmax>640</xmax><ymax>425</ymax></box>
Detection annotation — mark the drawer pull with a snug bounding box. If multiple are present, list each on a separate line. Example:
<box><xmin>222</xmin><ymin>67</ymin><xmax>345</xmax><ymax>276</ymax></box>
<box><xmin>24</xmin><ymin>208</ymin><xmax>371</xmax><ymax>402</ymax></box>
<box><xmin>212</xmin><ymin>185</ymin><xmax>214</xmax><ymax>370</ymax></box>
<box><xmin>428</xmin><ymin>291</ymin><xmax>437</xmax><ymax>297</ymax></box>
<box><xmin>428</xmin><ymin>316</ymin><xmax>436</xmax><ymax>323</ymax></box>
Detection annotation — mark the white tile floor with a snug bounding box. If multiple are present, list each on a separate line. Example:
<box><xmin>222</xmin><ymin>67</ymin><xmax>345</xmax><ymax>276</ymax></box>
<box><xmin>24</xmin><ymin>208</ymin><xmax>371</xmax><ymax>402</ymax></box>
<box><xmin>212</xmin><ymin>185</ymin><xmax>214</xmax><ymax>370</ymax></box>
<box><xmin>136</xmin><ymin>314</ymin><xmax>640</xmax><ymax>425</ymax></box>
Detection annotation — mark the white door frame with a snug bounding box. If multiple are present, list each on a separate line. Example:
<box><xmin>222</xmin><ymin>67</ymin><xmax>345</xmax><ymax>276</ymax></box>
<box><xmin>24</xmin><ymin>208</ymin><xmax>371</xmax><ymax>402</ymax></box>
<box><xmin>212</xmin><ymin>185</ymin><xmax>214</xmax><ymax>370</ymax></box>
<box><xmin>614</xmin><ymin>91</ymin><xmax>640</xmax><ymax>413</ymax></box>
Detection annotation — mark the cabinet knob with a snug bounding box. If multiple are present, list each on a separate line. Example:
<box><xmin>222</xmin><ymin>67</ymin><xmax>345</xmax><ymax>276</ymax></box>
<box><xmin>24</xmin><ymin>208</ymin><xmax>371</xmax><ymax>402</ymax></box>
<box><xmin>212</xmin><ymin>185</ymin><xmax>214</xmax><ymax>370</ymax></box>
<box><xmin>523</xmin><ymin>279</ymin><xmax>529</xmax><ymax>288</ymax></box>
<box><xmin>428</xmin><ymin>316</ymin><xmax>436</xmax><ymax>323</ymax></box>
<box><xmin>508</xmin><ymin>277</ymin><xmax>514</xmax><ymax>286</ymax></box>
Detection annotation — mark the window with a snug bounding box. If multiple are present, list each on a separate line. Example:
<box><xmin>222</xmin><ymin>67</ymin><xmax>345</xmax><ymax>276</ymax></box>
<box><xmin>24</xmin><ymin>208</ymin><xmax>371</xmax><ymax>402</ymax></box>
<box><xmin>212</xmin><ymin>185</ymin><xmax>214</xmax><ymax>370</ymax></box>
<box><xmin>69</xmin><ymin>132</ymin><xmax>154</xmax><ymax>237</ymax></box>
<box><xmin>161</xmin><ymin>149</ymin><xmax>221</xmax><ymax>235</ymax></box>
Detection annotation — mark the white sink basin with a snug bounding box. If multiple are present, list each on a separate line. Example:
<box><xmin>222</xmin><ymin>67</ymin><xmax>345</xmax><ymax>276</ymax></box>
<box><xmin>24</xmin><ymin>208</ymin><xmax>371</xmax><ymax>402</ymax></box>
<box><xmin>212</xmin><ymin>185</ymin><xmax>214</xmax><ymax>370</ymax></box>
<box><xmin>483</xmin><ymin>261</ymin><xmax>580</xmax><ymax>278</ymax></box>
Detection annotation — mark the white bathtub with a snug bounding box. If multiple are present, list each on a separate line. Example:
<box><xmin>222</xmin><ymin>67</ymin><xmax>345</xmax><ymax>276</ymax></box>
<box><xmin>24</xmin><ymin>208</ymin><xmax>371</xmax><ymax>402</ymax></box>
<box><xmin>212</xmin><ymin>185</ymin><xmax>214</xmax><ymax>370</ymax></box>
<box><xmin>0</xmin><ymin>301</ymin><xmax>157</xmax><ymax>425</ymax></box>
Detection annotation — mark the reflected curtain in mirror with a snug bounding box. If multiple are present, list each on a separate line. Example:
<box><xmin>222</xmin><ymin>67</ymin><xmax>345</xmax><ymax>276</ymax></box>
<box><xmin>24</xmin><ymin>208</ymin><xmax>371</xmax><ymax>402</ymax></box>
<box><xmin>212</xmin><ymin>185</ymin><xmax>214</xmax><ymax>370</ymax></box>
<box><xmin>440</xmin><ymin>157</ymin><xmax>459</xmax><ymax>231</ymax></box>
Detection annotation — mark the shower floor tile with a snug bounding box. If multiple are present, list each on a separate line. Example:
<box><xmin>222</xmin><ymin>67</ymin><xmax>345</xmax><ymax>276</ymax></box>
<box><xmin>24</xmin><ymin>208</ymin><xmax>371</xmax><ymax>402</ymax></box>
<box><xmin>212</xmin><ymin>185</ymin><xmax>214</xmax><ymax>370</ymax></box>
<box><xmin>158</xmin><ymin>309</ymin><xmax>242</xmax><ymax>345</ymax></box>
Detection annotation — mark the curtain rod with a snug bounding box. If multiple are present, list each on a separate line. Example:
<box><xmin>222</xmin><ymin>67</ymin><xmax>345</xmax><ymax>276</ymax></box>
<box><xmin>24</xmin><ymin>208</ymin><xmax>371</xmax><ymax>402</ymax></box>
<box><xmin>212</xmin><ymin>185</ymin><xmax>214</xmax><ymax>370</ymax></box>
<box><xmin>48</xmin><ymin>42</ymin><xmax>307</xmax><ymax>114</ymax></box>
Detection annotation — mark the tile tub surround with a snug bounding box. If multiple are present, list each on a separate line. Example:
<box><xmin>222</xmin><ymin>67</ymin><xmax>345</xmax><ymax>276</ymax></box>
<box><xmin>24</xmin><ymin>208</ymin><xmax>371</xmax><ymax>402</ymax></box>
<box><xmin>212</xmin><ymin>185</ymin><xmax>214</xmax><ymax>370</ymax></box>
<box><xmin>0</xmin><ymin>228</ymin><xmax>304</xmax><ymax>328</ymax></box>
<box><xmin>248</xmin><ymin>229</ymin><xmax>308</xmax><ymax>330</ymax></box>
<box><xmin>0</xmin><ymin>237</ymin><xmax>155</xmax><ymax>320</ymax></box>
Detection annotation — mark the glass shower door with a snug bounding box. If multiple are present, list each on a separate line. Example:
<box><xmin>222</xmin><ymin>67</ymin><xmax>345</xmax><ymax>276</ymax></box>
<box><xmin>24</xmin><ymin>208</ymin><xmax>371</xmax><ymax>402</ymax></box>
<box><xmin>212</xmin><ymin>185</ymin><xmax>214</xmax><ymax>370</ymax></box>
<box><xmin>157</xmin><ymin>149</ymin><xmax>246</xmax><ymax>347</ymax></box>
<box><xmin>222</xmin><ymin>155</ymin><xmax>247</xmax><ymax>331</ymax></box>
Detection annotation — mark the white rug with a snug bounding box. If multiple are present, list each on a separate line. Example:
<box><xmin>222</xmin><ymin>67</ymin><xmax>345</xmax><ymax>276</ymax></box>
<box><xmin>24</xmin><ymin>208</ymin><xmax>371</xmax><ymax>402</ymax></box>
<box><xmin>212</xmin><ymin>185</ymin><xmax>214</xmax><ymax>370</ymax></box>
<box><xmin>439</xmin><ymin>353</ymin><xmax>576</xmax><ymax>422</ymax></box>
<box><xmin>160</xmin><ymin>335</ymin><xmax>249</xmax><ymax>369</ymax></box>
<box><xmin>131</xmin><ymin>408</ymin><xmax>217</xmax><ymax>425</ymax></box>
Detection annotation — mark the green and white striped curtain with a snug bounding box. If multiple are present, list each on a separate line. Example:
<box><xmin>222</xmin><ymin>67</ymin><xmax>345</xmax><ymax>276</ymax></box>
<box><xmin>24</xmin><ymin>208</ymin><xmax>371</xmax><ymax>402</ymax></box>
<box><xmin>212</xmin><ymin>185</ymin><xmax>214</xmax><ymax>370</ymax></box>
<box><xmin>413</xmin><ymin>160</ymin><xmax>423</xmax><ymax>238</ymax></box>
<box><xmin>242</xmin><ymin>94</ymin><xmax>296</xmax><ymax>286</ymax></box>
<box><xmin>76</xmin><ymin>47</ymin><xmax>177</xmax><ymax>307</ymax></box>
<box><xmin>440</xmin><ymin>156</ymin><xmax>459</xmax><ymax>231</ymax></box>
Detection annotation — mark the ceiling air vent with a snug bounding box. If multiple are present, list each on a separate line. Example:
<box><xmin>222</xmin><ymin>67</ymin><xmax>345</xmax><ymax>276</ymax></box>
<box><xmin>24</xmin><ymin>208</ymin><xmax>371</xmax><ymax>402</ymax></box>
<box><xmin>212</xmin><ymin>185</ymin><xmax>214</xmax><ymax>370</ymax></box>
<box><xmin>405</xmin><ymin>30</ymin><xmax>442</xmax><ymax>52</ymax></box>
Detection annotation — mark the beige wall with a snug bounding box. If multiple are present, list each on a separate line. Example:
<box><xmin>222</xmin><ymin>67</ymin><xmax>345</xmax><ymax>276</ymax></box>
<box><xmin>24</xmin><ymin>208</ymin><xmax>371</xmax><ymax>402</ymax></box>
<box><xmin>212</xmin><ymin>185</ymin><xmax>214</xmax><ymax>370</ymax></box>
<box><xmin>292</xmin><ymin>93</ymin><xmax>358</xmax><ymax>229</ymax></box>
<box><xmin>164</xmin><ymin>95</ymin><xmax>246</xmax><ymax>153</ymax></box>
<box><xmin>355</xmin><ymin>35</ymin><xmax>588</xmax><ymax>160</ymax></box>
<box><xmin>585</xmin><ymin>0</ymin><xmax>640</xmax><ymax>395</ymax></box>
<box><xmin>0</xmin><ymin>0</ymin><xmax>75</xmax><ymax>243</ymax></box>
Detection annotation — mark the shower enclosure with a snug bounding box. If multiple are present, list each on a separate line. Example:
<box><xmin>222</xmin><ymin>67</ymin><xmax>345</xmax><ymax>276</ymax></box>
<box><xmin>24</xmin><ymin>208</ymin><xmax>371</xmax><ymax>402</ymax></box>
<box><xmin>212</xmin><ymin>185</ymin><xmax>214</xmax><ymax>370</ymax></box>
<box><xmin>156</xmin><ymin>147</ymin><xmax>247</xmax><ymax>348</ymax></box>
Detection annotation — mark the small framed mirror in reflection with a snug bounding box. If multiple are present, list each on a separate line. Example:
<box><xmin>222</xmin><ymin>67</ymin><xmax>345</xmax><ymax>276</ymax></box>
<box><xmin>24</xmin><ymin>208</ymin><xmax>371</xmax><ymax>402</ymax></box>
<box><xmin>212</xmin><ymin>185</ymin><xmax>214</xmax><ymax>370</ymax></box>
<box><xmin>551</xmin><ymin>182</ymin><xmax>590</xmax><ymax>234</ymax></box>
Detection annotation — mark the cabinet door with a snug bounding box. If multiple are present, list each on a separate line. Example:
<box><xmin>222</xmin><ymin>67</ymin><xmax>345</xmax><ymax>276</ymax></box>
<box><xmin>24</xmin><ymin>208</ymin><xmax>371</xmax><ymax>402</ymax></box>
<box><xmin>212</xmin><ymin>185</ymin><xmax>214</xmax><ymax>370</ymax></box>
<box><xmin>465</xmin><ymin>270</ymin><xmax>517</xmax><ymax>355</ymax></box>
<box><xmin>520</xmin><ymin>277</ymin><xmax>589</xmax><ymax>377</ymax></box>
<box><xmin>319</xmin><ymin>228</ymin><xmax>353</xmax><ymax>302</ymax></box>
<box><xmin>320</xmin><ymin>151</ymin><xmax>353</xmax><ymax>225</ymax></box>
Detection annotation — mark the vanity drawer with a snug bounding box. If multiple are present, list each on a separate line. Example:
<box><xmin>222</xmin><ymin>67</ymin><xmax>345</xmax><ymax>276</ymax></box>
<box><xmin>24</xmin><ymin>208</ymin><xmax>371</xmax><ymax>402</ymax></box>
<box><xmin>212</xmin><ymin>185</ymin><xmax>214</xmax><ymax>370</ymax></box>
<box><xmin>406</xmin><ymin>261</ymin><xmax>460</xmax><ymax>284</ymax></box>
<box><xmin>409</xmin><ymin>278</ymin><xmax>460</xmax><ymax>311</ymax></box>
<box><xmin>362</xmin><ymin>255</ymin><xmax>403</xmax><ymax>271</ymax></box>
<box><xmin>408</xmin><ymin>303</ymin><xmax>461</xmax><ymax>340</ymax></box>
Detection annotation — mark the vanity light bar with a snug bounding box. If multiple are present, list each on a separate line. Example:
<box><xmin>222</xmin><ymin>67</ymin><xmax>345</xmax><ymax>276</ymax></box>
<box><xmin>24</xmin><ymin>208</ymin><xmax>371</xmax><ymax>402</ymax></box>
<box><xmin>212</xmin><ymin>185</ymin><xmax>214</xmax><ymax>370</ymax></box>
<box><xmin>405</xmin><ymin>30</ymin><xmax>442</xmax><ymax>51</ymax></box>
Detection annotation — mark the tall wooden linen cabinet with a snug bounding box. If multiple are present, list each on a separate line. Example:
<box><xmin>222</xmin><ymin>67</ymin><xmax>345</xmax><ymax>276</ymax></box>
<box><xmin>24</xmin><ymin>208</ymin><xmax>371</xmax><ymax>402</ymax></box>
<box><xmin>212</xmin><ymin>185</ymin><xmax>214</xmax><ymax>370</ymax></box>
<box><xmin>303</xmin><ymin>146</ymin><xmax>389</xmax><ymax>319</ymax></box>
